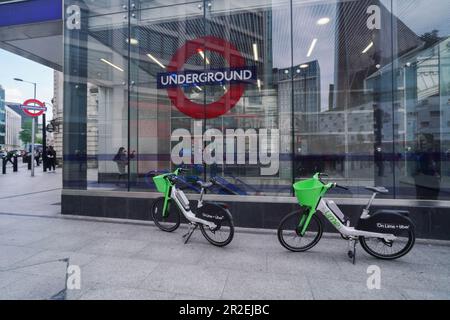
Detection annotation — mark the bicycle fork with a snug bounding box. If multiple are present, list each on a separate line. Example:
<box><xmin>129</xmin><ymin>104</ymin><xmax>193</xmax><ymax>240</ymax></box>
<box><xmin>299</xmin><ymin>208</ymin><xmax>315</xmax><ymax>236</ymax></box>
<box><xmin>162</xmin><ymin>187</ymin><xmax>172</xmax><ymax>218</ymax></box>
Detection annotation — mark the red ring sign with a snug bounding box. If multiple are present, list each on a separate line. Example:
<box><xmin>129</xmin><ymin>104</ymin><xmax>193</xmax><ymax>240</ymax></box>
<box><xmin>21</xmin><ymin>99</ymin><xmax>46</xmax><ymax>117</ymax></box>
<box><xmin>166</xmin><ymin>36</ymin><xmax>246</xmax><ymax>119</ymax></box>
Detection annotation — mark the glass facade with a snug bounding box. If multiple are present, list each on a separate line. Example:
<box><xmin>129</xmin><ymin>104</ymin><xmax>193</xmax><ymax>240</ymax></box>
<box><xmin>0</xmin><ymin>85</ymin><xmax>5</xmax><ymax>147</ymax></box>
<box><xmin>63</xmin><ymin>0</ymin><xmax>450</xmax><ymax>201</ymax></box>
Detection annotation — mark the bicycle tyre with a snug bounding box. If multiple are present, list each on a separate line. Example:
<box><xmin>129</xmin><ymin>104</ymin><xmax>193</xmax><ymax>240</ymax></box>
<box><xmin>360</xmin><ymin>228</ymin><xmax>415</xmax><ymax>260</ymax></box>
<box><xmin>277</xmin><ymin>210</ymin><xmax>323</xmax><ymax>252</ymax></box>
<box><xmin>151</xmin><ymin>197</ymin><xmax>181</xmax><ymax>232</ymax></box>
<box><xmin>199</xmin><ymin>209</ymin><xmax>234</xmax><ymax>247</ymax></box>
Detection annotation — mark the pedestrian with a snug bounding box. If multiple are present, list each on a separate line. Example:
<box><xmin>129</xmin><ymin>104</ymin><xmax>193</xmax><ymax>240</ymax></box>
<box><xmin>5</xmin><ymin>150</ymin><xmax>15</xmax><ymax>165</ymax></box>
<box><xmin>413</xmin><ymin>133</ymin><xmax>440</xmax><ymax>200</ymax></box>
<box><xmin>34</xmin><ymin>149</ymin><xmax>41</xmax><ymax>166</ymax></box>
<box><xmin>113</xmin><ymin>147</ymin><xmax>135</xmax><ymax>186</ymax></box>
<box><xmin>46</xmin><ymin>146</ymin><xmax>57</xmax><ymax>171</ymax></box>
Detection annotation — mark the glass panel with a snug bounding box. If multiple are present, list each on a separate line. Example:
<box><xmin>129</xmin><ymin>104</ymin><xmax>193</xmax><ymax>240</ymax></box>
<box><xmin>292</xmin><ymin>0</ymin><xmax>394</xmax><ymax>198</ymax></box>
<box><xmin>82</xmin><ymin>0</ymin><xmax>128</xmax><ymax>16</ymax></box>
<box><xmin>63</xmin><ymin>0</ymin><xmax>129</xmax><ymax>190</ymax></box>
<box><xmin>129</xmin><ymin>0</ymin><xmax>205</xmax><ymax>192</ymax></box>
<box><xmin>393</xmin><ymin>0</ymin><xmax>450</xmax><ymax>200</ymax></box>
<box><xmin>204</xmin><ymin>0</ymin><xmax>292</xmax><ymax>196</ymax></box>
<box><xmin>0</xmin><ymin>86</ymin><xmax>4</xmax><ymax>146</ymax></box>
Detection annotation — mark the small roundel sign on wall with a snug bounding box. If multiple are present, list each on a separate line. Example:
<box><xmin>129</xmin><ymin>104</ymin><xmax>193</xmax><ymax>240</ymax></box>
<box><xmin>21</xmin><ymin>99</ymin><xmax>47</xmax><ymax>117</ymax></box>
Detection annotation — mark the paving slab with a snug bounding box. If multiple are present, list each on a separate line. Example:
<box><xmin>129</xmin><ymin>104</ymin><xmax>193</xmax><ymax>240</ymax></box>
<box><xmin>141</xmin><ymin>264</ymin><xmax>229</xmax><ymax>299</ymax></box>
<box><xmin>221</xmin><ymin>270</ymin><xmax>314</xmax><ymax>300</ymax></box>
<box><xmin>80</xmin><ymin>256</ymin><xmax>159</xmax><ymax>288</ymax></box>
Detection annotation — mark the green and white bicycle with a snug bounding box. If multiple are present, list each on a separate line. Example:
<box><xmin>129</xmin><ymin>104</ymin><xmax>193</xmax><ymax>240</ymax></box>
<box><xmin>151</xmin><ymin>168</ymin><xmax>234</xmax><ymax>247</ymax></box>
<box><xmin>277</xmin><ymin>173</ymin><xmax>415</xmax><ymax>263</ymax></box>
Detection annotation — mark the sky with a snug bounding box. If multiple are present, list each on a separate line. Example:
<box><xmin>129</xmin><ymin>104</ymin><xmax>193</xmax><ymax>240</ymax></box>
<box><xmin>0</xmin><ymin>48</ymin><xmax>54</xmax><ymax>119</ymax></box>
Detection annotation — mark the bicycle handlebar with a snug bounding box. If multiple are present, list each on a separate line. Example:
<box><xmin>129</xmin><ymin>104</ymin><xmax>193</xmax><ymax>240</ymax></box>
<box><xmin>318</xmin><ymin>173</ymin><xmax>328</xmax><ymax>185</ymax></box>
<box><xmin>314</xmin><ymin>173</ymin><xmax>349</xmax><ymax>191</ymax></box>
<box><xmin>334</xmin><ymin>183</ymin><xmax>349</xmax><ymax>191</ymax></box>
<box><xmin>175</xmin><ymin>167</ymin><xmax>188</xmax><ymax>174</ymax></box>
<box><xmin>165</xmin><ymin>173</ymin><xmax>177</xmax><ymax>181</ymax></box>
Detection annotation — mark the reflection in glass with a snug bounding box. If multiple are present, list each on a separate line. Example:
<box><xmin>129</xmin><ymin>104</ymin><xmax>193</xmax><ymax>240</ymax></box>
<box><xmin>63</xmin><ymin>0</ymin><xmax>450</xmax><ymax>200</ymax></box>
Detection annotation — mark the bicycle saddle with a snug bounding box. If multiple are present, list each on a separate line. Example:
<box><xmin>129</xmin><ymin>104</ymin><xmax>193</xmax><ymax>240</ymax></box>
<box><xmin>365</xmin><ymin>186</ymin><xmax>389</xmax><ymax>194</ymax></box>
<box><xmin>197</xmin><ymin>181</ymin><xmax>213</xmax><ymax>188</ymax></box>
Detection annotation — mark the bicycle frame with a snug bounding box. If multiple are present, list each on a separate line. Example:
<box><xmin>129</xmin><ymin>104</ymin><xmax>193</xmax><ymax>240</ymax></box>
<box><xmin>161</xmin><ymin>173</ymin><xmax>217</xmax><ymax>230</ymax></box>
<box><xmin>321</xmin><ymin>200</ymin><xmax>398</xmax><ymax>240</ymax></box>
<box><xmin>300</xmin><ymin>199</ymin><xmax>397</xmax><ymax>241</ymax></box>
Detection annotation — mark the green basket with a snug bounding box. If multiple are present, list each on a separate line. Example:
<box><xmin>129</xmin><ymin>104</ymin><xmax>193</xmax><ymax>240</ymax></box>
<box><xmin>293</xmin><ymin>178</ymin><xmax>326</xmax><ymax>209</ymax></box>
<box><xmin>153</xmin><ymin>174</ymin><xmax>170</xmax><ymax>194</ymax></box>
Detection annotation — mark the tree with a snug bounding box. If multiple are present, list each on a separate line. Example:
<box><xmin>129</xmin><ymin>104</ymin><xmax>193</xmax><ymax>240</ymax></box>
<box><xmin>420</xmin><ymin>29</ymin><xmax>441</xmax><ymax>48</ymax></box>
<box><xmin>19</xmin><ymin>121</ymin><xmax>32</xmax><ymax>145</ymax></box>
<box><xmin>19</xmin><ymin>119</ymin><xmax>41</xmax><ymax>145</ymax></box>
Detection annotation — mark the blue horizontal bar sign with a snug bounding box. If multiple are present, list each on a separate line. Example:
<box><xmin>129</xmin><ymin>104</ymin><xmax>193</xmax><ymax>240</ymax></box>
<box><xmin>21</xmin><ymin>105</ymin><xmax>47</xmax><ymax>111</ymax></box>
<box><xmin>157</xmin><ymin>67</ymin><xmax>257</xmax><ymax>89</ymax></box>
<box><xmin>0</xmin><ymin>0</ymin><xmax>62</xmax><ymax>27</ymax></box>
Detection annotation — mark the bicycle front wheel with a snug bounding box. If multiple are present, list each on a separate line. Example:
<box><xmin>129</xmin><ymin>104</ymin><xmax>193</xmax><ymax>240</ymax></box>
<box><xmin>151</xmin><ymin>197</ymin><xmax>181</xmax><ymax>232</ymax></box>
<box><xmin>200</xmin><ymin>210</ymin><xmax>234</xmax><ymax>247</ymax></box>
<box><xmin>277</xmin><ymin>210</ymin><xmax>323</xmax><ymax>252</ymax></box>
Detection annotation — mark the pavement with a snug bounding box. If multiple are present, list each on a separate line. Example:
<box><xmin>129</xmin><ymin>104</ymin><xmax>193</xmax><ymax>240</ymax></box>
<box><xmin>0</xmin><ymin>163</ymin><xmax>61</xmax><ymax>217</ymax></box>
<box><xmin>0</xmin><ymin>163</ymin><xmax>449</xmax><ymax>300</ymax></box>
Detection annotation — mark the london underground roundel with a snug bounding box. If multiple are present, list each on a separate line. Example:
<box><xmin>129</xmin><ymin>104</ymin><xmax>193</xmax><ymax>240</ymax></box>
<box><xmin>161</xmin><ymin>36</ymin><xmax>253</xmax><ymax>119</ymax></box>
<box><xmin>21</xmin><ymin>99</ymin><xmax>47</xmax><ymax>117</ymax></box>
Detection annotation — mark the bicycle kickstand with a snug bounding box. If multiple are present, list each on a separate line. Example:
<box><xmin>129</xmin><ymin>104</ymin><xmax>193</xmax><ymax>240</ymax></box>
<box><xmin>347</xmin><ymin>238</ymin><xmax>357</xmax><ymax>264</ymax></box>
<box><xmin>182</xmin><ymin>223</ymin><xmax>198</xmax><ymax>244</ymax></box>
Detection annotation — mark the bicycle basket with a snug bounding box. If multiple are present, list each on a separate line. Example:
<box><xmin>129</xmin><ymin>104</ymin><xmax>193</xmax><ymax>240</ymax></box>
<box><xmin>153</xmin><ymin>174</ymin><xmax>170</xmax><ymax>194</ymax></box>
<box><xmin>293</xmin><ymin>178</ymin><xmax>325</xmax><ymax>209</ymax></box>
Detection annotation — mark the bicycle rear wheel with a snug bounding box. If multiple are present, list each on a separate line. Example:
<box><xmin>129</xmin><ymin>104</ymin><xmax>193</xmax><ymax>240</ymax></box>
<box><xmin>277</xmin><ymin>210</ymin><xmax>323</xmax><ymax>252</ymax></box>
<box><xmin>360</xmin><ymin>228</ymin><xmax>415</xmax><ymax>260</ymax></box>
<box><xmin>151</xmin><ymin>197</ymin><xmax>181</xmax><ymax>232</ymax></box>
<box><xmin>200</xmin><ymin>210</ymin><xmax>234</xmax><ymax>247</ymax></box>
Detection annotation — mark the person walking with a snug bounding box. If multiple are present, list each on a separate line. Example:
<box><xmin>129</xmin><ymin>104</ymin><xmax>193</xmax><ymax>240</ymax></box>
<box><xmin>34</xmin><ymin>149</ymin><xmax>41</xmax><ymax>166</ymax></box>
<box><xmin>113</xmin><ymin>147</ymin><xmax>135</xmax><ymax>186</ymax></box>
<box><xmin>46</xmin><ymin>146</ymin><xmax>57</xmax><ymax>172</ymax></box>
<box><xmin>5</xmin><ymin>150</ymin><xmax>15</xmax><ymax>165</ymax></box>
<box><xmin>413</xmin><ymin>133</ymin><xmax>440</xmax><ymax>200</ymax></box>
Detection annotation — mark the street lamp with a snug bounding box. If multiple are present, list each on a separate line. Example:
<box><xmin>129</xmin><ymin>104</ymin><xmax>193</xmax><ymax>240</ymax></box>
<box><xmin>14</xmin><ymin>77</ymin><xmax>40</xmax><ymax>176</ymax></box>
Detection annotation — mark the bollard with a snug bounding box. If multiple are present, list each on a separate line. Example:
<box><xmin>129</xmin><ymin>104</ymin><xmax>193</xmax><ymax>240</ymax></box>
<box><xmin>2</xmin><ymin>157</ymin><xmax>6</xmax><ymax>174</ymax></box>
<box><xmin>13</xmin><ymin>156</ymin><xmax>18</xmax><ymax>172</ymax></box>
<box><xmin>27</xmin><ymin>155</ymin><xmax>32</xmax><ymax>170</ymax></box>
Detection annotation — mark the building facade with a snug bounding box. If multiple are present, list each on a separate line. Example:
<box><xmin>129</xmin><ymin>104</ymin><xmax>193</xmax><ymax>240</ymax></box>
<box><xmin>53</xmin><ymin>70</ymin><xmax>64</xmax><ymax>164</ymax></box>
<box><xmin>0</xmin><ymin>85</ymin><xmax>5</xmax><ymax>149</ymax></box>
<box><xmin>61</xmin><ymin>0</ymin><xmax>450</xmax><ymax>239</ymax></box>
<box><xmin>4</xmin><ymin>105</ymin><xmax>21</xmax><ymax>150</ymax></box>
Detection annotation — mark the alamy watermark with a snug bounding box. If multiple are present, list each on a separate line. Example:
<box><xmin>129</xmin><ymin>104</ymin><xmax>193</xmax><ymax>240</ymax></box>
<box><xmin>366</xmin><ymin>265</ymin><xmax>381</xmax><ymax>290</ymax></box>
<box><xmin>67</xmin><ymin>264</ymin><xmax>81</xmax><ymax>290</ymax></box>
<box><xmin>171</xmin><ymin>121</ymin><xmax>280</xmax><ymax>176</ymax></box>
